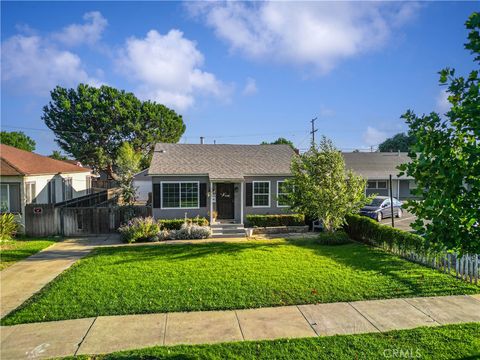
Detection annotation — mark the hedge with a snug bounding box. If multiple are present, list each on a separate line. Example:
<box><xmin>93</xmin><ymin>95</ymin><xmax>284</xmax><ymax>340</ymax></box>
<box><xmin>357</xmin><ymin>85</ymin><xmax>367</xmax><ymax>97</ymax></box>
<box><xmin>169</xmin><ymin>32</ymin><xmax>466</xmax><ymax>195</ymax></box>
<box><xmin>245</xmin><ymin>214</ymin><xmax>305</xmax><ymax>227</ymax></box>
<box><xmin>344</xmin><ymin>214</ymin><xmax>432</xmax><ymax>255</ymax></box>
<box><xmin>158</xmin><ymin>217</ymin><xmax>209</xmax><ymax>230</ymax></box>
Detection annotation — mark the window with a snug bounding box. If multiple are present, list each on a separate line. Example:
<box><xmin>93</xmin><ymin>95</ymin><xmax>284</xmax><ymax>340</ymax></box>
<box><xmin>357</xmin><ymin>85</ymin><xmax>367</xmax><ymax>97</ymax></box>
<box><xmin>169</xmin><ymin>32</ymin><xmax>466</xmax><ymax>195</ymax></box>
<box><xmin>161</xmin><ymin>182</ymin><xmax>199</xmax><ymax>209</ymax></box>
<box><xmin>0</xmin><ymin>183</ymin><xmax>21</xmax><ymax>213</ymax></box>
<box><xmin>63</xmin><ymin>177</ymin><xmax>73</xmax><ymax>201</ymax></box>
<box><xmin>253</xmin><ymin>181</ymin><xmax>270</xmax><ymax>207</ymax></box>
<box><xmin>26</xmin><ymin>182</ymin><xmax>36</xmax><ymax>204</ymax></box>
<box><xmin>409</xmin><ymin>180</ymin><xmax>417</xmax><ymax>190</ymax></box>
<box><xmin>1</xmin><ymin>184</ymin><xmax>9</xmax><ymax>212</ymax></box>
<box><xmin>277</xmin><ymin>181</ymin><xmax>291</xmax><ymax>207</ymax></box>
<box><xmin>367</xmin><ymin>180</ymin><xmax>387</xmax><ymax>189</ymax></box>
<box><xmin>48</xmin><ymin>180</ymin><xmax>56</xmax><ymax>204</ymax></box>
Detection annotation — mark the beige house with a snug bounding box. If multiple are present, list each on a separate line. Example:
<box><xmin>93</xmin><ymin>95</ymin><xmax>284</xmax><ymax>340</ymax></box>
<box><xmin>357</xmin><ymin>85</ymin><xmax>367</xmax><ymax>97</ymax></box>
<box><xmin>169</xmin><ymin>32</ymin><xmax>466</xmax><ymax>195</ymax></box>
<box><xmin>0</xmin><ymin>144</ymin><xmax>93</xmax><ymax>224</ymax></box>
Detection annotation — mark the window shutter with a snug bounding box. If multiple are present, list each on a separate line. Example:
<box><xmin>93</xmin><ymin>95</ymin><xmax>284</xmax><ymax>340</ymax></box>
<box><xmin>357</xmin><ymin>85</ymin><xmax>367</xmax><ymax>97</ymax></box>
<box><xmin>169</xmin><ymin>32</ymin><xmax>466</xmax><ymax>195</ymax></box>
<box><xmin>153</xmin><ymin>183</ymin><xmax>161</xmax><ymax>208</ymax></box>
<box><xmin>246</xmin><ymin>182</ymin><xmax>252</xmax><ymax>207</ymax></box>
<box><xmin>200</xmin><ymin>183</ymin><xmax>207</xmax><ymax>207</ymax></box>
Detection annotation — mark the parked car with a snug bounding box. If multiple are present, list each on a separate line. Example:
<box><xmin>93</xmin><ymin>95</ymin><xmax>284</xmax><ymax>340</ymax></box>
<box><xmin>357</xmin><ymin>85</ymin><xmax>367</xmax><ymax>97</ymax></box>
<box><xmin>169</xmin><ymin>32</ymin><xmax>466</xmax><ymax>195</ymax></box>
<box><xmin>360</xmin><ymin>196</ymin><xmax>403</xmax><ymax>222</ymax></box>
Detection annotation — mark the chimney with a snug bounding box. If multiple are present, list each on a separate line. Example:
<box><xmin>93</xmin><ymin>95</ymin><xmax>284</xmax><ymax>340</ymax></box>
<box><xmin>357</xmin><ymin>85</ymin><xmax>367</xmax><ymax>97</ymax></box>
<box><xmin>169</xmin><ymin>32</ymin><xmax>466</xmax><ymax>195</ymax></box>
<box><xmin>200</xmin><ymin>137</ymin><xmax>205</xmax><ymax>144</ymax></box>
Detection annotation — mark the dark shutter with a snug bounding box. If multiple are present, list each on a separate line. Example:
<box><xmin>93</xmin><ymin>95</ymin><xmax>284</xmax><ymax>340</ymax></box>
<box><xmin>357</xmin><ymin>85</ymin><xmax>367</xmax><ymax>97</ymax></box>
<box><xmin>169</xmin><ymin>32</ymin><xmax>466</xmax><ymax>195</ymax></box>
<box><xmin>200</xmin><ymin>183</ymin><xmax>207</xmax><ymax>207</ymax></box>
<box><xmin>245</xmin><ymin>182</ymin><xmax>253</xmax><ymax>207</ymax></box>
<box><xmin>153</xmin><ymin>183</ymin><xmax>161</xmax><ymax>208</ymax></box>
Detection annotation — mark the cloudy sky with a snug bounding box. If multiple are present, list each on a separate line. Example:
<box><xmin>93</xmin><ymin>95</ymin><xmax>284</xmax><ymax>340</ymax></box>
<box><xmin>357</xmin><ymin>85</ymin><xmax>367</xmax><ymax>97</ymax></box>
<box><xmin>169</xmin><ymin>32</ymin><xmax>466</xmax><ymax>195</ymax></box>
<box><xmin>1</xmin><ymin>1</ymin><xmax>477</xmax><ymax>155</ymax></box>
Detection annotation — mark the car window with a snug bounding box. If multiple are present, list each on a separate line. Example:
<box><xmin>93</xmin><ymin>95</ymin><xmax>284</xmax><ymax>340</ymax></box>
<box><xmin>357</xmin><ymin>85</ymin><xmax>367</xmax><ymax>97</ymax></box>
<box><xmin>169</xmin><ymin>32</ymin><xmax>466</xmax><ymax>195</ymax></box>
<box><xmin>369</xmin><ymin>198</ymin><xmax>384</xmax><ymax>206</ymax></box>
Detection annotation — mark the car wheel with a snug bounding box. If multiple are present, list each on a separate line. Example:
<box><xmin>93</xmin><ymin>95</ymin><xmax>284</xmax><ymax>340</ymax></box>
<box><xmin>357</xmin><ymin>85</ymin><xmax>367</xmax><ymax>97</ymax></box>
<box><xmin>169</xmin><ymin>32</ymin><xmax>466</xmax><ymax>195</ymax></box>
<box><xmin>377</xmin><ymin>212</ymin><xmax>382</xmax><ymax>222</ymax></box>
<box><xmin>397</xmin><ymin>209</ymin><xmax>403</xmax><ymax>218</ymax></box>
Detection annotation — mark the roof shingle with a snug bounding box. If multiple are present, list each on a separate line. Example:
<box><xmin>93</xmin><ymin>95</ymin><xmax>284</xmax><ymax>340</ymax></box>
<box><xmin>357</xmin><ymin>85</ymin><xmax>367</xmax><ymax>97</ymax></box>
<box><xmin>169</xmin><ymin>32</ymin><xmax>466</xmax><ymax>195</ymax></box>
<box><xmin>0</xmin><ymin>144</ymin><xmax>91</xmax><ymax>176</ymax></box>
<box><xmin>148</xmin><ymin>143</ymin><xmax>295</xmax><ymax>180</ymax></box>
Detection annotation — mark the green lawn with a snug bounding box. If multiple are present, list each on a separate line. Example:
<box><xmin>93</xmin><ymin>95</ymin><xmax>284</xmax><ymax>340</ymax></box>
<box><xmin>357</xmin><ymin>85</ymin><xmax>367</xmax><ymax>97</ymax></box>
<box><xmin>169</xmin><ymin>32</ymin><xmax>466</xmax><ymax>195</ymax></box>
<box><xmin>2</xmin><ymin>238</ymin><xmax>478</xmax><ymax>325</ymax></box>
<box><xmin>0</xmin><ymin>237</ymin><xmax>56</xmax><ymax>270</ymax></box>
<box><xmin>70</xmin><ymin>323</ymin><xmax>480</xmax><ymax>360</ymax></box>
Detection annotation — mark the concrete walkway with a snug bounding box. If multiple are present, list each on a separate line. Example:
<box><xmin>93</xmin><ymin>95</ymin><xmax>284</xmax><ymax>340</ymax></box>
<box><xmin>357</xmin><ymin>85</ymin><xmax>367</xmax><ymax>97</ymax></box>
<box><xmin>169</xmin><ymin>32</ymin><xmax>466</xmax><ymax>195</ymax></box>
<box><xmin>0</xmin><ymin>236</ymin><xmax>119</xmax><ymax>318</ymax></box>
<box><xmin>1</xmin><ymin>294</ymin><xmax>479</xmax><ymax>359</ymax></box>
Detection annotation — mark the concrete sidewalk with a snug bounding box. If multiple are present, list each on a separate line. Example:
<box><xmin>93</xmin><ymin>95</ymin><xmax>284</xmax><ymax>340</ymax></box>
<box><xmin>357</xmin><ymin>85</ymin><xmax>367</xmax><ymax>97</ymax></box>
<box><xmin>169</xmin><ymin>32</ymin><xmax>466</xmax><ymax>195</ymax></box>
<box><xmin>0</xmin><ymin>236</ymin><xmax>119</xmax><ymax>318</ymax></box>
<box><xmin>1</xmin><ymin>294</ymin><xmax>479</xmax><ymax>359</ymax></box>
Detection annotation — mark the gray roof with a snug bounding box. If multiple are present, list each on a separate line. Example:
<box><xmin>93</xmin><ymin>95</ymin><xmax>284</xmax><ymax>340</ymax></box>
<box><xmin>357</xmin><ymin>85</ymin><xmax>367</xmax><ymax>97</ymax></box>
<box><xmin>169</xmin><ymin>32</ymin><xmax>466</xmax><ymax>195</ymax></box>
<box><xmin>133</xmin><ymin>168</ymin><xmax>151</xmax><ymax>180</ymax></box>
<box><xmin>342</xmin><ymin>152</ymin><xmax>413</xmax><ymax>179</ymax></box>
<box><xmin>148</xmin><ymin>143</ymin><xmax>295</xmax><ymax>180</ymax></box>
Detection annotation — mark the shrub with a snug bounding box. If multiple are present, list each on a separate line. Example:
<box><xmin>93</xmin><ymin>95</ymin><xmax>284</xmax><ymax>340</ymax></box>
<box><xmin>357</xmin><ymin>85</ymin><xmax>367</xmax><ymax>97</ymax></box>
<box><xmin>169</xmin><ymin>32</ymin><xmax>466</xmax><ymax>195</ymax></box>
<box><xmin>245</xmin><ymin>214</ymin><xmax>305</xmax><ymax>227</ymax></box>
<box><xmin>344</xmin><ymin>214</ymin><xmax>432</xmax><ymax>255</ymax></box>
<box><xmin>158</xmin><ymin>217</ymin><xmax>209</xmax><ymax>230</ymax></box>
<box><xmin>0</xmin><ymin>213</ymin><xmax>21</xmax><ymax>240</ymax></box>
<box><xmin>316</xmin><ymin>231</ymin><xmax>352</xmax><ymax>245</ymax></box>
<box><xmin>175</xmin><ymin>223</ymin><xmax>211</xmax><ymax>240</ymax></box>
<box><xmin>118</xmin><ymin>217</ymin><xmax>160</xmax><ymax>243</ymax></box>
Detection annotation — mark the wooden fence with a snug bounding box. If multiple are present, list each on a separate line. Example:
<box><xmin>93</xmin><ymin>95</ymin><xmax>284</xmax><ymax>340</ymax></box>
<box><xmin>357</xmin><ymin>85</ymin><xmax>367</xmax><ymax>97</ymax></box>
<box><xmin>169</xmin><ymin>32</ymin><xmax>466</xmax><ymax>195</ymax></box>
<box><xmin>25</xmin><ymin>204</ymin><xmax>151</xmax><ymax>237</ymax></box>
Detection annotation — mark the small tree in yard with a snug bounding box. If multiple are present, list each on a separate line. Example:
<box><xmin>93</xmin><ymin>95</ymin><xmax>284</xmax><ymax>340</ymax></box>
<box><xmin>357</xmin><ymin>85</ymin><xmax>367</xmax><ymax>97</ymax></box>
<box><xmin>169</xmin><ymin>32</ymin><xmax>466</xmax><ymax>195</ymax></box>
<box><xmin>398</xmin><ymin>12</ymin><xmax>480</xmax><ymax>255</ymax></box>
<box><xmin>116</xmin><ymin>142</ymin><xmax>141</xmax><ymax>205</ymax></box>
<box><xmin>287</xmin><ymin>136</ymin><xmax>370</xmax><ymax>232</ymax></box>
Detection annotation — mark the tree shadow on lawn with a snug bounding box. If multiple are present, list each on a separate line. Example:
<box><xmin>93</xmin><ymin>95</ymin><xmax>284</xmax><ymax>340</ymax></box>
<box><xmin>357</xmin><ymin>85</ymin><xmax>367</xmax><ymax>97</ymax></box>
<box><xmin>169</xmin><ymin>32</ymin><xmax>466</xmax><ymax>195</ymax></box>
<box><xmin>99</xmin><ymin>240</ymin><xmax>287</xmax><ymax>265</ymax></box>
<box><xmin>284</xmin><ymin>238</ymin><xmax>480</xmax><ymax>296</ymax></box>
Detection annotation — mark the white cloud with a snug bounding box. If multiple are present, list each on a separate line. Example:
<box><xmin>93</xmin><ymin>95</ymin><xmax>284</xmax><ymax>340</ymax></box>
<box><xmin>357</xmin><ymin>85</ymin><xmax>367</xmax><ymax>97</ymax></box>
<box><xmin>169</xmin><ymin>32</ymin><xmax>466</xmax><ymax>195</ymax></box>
<box><xmin>53</xmin><ymin>11</ymin><xmax>108</xmax><ymax>46</ymax></box>
<box><xmin>1</xmin><ymin>34</ymin><xmax>101</xmax><ymax>95</ymax></box>
<box><xmin>188</xmin><ymin>2</ymin><xmax>418</xmax><ymax>73</ymax></box>
<box><xmin>436</xmin><ymin>89</ymin><xmax>450</xmax><ymax>113</ymax></box>
<box><xmin>363</xmin><ymin>126</ymin><xmax>387</xmax><ymax>146</ymax></box>
<box><xmin>242</xmin><ymin>77</ymin><xmax>257</xmax><ymax>96</ymax></box>
<box><xmin>117</xmin><ymin>29</ymin><xmax>228</xmax><ymax>110</ymax></box>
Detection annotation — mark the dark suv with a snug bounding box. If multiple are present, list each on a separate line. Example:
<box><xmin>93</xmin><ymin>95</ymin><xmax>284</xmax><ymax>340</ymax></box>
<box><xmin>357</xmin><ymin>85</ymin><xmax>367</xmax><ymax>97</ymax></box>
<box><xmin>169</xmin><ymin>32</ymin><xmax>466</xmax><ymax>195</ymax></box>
<box><xmin>360</xmin><ymin>196</ymin><xmax>403</xmax><ymax>222</ymax></box>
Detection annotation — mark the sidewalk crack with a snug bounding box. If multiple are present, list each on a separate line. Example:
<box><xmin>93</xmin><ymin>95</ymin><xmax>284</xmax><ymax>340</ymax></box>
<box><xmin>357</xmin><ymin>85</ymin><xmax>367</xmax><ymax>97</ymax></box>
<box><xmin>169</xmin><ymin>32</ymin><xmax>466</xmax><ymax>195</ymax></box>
<box><xmin>348</xmin><ymin>302</ymin><xmax>382</xmax><ymax>333</ymax></box>
<box><xmin>163</xmin><ymin>313</ymin><xmax>168</xmax><ymax>346</ymax></box>
<box><xmin>234</xmin><ymin>310</ymin><xmax>246</xmax><ymax>341</ymax></box>
<box><xmin>296</xmin><ymin>305</ymin><xmax>319</xmax><ymax>336</ymax></box>
<box><xmin>74</xmin><ymin>317</ymin><xmax>97</xmax><ymax>356</ymax></box>
<box><xmin>402</xmin><ymin>298</ymin><xmax>441</xmax><ymax>325</ymax></box>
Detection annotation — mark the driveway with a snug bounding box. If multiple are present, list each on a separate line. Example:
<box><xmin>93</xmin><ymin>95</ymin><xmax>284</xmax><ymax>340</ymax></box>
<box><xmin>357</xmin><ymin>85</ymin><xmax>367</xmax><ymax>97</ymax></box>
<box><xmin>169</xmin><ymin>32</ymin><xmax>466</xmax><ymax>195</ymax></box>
<box><xmin>379</xmin><ymin>209</ymin><xmax>416</xmax><ymax>232</ymax></box>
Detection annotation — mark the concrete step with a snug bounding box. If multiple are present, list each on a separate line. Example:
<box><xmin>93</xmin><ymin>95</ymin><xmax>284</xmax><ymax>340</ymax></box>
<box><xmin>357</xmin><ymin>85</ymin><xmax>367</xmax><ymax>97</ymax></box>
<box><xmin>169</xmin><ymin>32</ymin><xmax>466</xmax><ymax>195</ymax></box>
<box><xmin>212</xmin><ymin>229</ymin><xmax>246</xmax><ymax>235</ymax></box>
<box><xmin>211</xmin><ymin>233</ymin><xmax>246</xmax><ymax>238</ymax></box>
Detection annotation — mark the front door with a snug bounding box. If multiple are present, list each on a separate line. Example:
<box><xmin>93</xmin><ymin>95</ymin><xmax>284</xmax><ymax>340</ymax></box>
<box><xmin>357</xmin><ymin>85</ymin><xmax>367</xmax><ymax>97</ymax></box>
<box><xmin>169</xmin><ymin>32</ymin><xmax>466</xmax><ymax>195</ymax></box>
<box><xmin>216</xmin><ymin>183</ymin><xmax>235</xmax><ymax>219</ymax></box>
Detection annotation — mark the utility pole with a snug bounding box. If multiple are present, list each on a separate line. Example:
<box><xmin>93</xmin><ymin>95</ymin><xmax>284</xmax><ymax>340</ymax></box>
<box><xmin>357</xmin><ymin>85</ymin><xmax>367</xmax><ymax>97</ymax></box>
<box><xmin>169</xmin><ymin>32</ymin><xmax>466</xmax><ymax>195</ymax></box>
<box><xmin>389</xmin><ymin>174</ymin><xmax>395</xmax><ymax>228</ymax></box>
<box><xmin>310</xmin><ymin>117</ymin><xmax>318</xmax><ymax>147</ymax></box>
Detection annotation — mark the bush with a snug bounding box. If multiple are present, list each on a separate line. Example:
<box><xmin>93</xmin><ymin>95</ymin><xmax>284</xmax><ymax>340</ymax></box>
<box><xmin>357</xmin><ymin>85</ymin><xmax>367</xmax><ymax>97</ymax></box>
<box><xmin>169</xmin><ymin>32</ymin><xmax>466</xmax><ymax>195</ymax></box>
<box><xmin>344</xmin><ymin>214</ymin><xmax>431</xmax><ymax>255</ymax></box>
<box><xmin>0</xmin><ymin>213</ymin><xmax>21</xmax><ymax>240</ymax></box>
<box><xmin>157</xmin><ymin>223</ymin><xmax>211</xmax><ymax>241</ymax></box>
<box><xmin>316</xmin><ymin>231</ymin><xmax>352</xmax><ymax>245</ymax></box>
<box><xmin>118</xmin><ymin>217</ymin><xmax>160</xmax><ymax>243</ymax></box>
<box><xmin>245</xmin><ymin>214</ymin><xmax>305</xmax><ymax>227</ymax></box>
<box><xmin>158</xmin><ymin>217</ymin><xmax>209</xmax><ymax>230</ymax></box>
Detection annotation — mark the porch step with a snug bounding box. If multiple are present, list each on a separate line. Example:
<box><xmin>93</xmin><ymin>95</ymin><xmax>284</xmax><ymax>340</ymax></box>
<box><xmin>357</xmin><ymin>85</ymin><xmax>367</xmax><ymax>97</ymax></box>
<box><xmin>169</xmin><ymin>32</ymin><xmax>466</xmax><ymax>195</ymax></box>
<box><xmin>211</xmin><ymin>233</ymin><xmax>246</xmax><ymax>239</ymax></box>
<box><xmin>210</xmin><ymin>223</ymin><xmax>245</xmax><ymax>238</ymax></box>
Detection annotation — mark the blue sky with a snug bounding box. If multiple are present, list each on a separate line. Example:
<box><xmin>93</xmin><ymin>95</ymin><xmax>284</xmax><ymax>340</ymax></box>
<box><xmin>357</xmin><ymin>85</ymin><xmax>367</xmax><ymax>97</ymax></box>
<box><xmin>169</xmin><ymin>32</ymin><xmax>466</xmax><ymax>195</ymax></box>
<box><xmin>1</xmin><ymin>1</ymin><xmax>478</xmax><ymax>155</ymax></box>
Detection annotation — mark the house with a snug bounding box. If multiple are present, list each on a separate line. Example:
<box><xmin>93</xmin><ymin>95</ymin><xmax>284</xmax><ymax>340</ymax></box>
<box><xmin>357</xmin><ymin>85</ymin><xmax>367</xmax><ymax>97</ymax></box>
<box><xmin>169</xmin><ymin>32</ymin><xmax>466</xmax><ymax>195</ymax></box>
<box><xmin>342</xmin><ymin>151</ymin><xmax>417</xmax><ymax>199</ymax></box>
<box><xmin>132</xmin><ymin>169</ymin><xmax>151</xmax><ymax>203</ymax></box>
<box><xmin>148</xmin><ymin>143</ymin><xmax>295</xmax><ymax>224</ymax></box>
<box><xmin>0</xmin><ymin>144</ymin><xmax>93</xmax><ymax>221</ymax></box>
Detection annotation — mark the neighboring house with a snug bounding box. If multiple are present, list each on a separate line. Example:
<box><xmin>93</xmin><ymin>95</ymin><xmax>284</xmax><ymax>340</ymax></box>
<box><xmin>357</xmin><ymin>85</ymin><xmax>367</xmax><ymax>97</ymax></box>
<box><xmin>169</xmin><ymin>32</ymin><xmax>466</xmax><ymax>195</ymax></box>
<box><xmin>148</xmin><ymin>143</ymin><xmax>295</xmax><ymax>224</ymax></box>
<box><xmin>0</xmin><ymin>144</ymin><xmax>93</xmax><ymax>221</ymax></box>
<box><xmin>342</xmin><ymin>152</ymin><xmax>417</xmax><ymax>200</ymax></box>
<box><xmin>132</xmin><ymin>169</ymin><xmax>151</xmax><ymax>203</ymax></box>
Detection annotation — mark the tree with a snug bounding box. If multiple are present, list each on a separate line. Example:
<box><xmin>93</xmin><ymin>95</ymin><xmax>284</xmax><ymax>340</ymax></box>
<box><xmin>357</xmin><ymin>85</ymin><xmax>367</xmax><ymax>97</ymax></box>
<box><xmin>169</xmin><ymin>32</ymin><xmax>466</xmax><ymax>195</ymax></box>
<box><xmin>0</xmin><ymin>131</ymin><xmax>36</xmax><ymax>151</ymax></box>
<box><xmin>286</xmin><ymin>136</ymin><xmax>370</xmax><ymax>232</ymax></box>
<box><xmin>398</xmin><ymin>12</ymin><xmax>480</xmax><ymax>254</ymax></box>
<box><xmin>261</xmin><ymin>137</ymin><xmax>295</xmax><ymax>149</ymax></box>
<box><xmin>116</xmin><ymin>142</ymin><xmax>142</xmax><ymax>205</ymax></box>
<box><xmin>378</xmin><ymin>133</ymin><xmax>415</xmax><ymax>152</ymax></box>
<box><xmin>49</xmin><ymin>150</ymin><xmax>69</xmax><ymax>161</ymax></box>
<box><xmin>42</xmin><ymin>84</ymin><xmax>185</xmax><ymax>178</ymax></box>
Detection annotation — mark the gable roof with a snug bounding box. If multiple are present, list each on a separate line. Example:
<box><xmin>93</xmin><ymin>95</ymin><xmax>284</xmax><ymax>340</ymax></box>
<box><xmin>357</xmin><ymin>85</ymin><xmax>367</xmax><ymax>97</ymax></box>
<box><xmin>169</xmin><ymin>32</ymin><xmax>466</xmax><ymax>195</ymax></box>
<box><xmin>149</xmin><ymin>143</ymin><xmax>295</xmax><ymax>180</ymax></box>
<box><xmin>0</xmin><ymin>144</ymin><xmax>91</xmax><ymax>176</ymax></box>
<box><xmin>342</xmin><ymin>152</ymin><xmax>413</xmax><ymax>179</ymax></box>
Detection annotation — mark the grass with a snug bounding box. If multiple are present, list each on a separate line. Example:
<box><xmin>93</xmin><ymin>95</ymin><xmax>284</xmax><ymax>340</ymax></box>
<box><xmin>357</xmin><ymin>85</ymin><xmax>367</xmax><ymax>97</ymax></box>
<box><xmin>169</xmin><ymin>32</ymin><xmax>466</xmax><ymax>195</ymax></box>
<box><xmin>2</xmin><ymin>238</ymin><xmax>479</xmax><ymax>325</ymax></box>
<box><xmin>68</xmin><ymin>323</ymin><xmax>480</xmax><ymax>360</ymax></box>
<box><xmin>0</xmin><ymin>237</ymin><xmax>56</xmax><ymax>270</ymax></box>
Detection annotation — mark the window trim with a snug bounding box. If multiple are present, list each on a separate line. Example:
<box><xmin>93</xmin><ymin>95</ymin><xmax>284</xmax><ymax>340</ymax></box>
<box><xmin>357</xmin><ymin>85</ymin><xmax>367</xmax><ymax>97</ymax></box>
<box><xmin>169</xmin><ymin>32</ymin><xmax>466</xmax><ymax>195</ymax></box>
<box><xmin>276</xmin><ymin>180</ymin><xmax>290</xmax><ymax>208</ymax></box>
<box><xmin>160</xmin><ymin>181</ymin><xmax>200</xmax><ymax>210</ymax></box>
<box><xmin>63</xmin><ymin>177</ymin><xmax>73</xmax><ymax>201</ymax></box>
<box><xmin>48</xmin><ymin>179</ymin><xmax>56</xmax><ymax>204</ymax></box>
<box><xmin>252</xmin><ymin>180</ymin><xmax>270</xmax><ymax>208</ymax></box>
